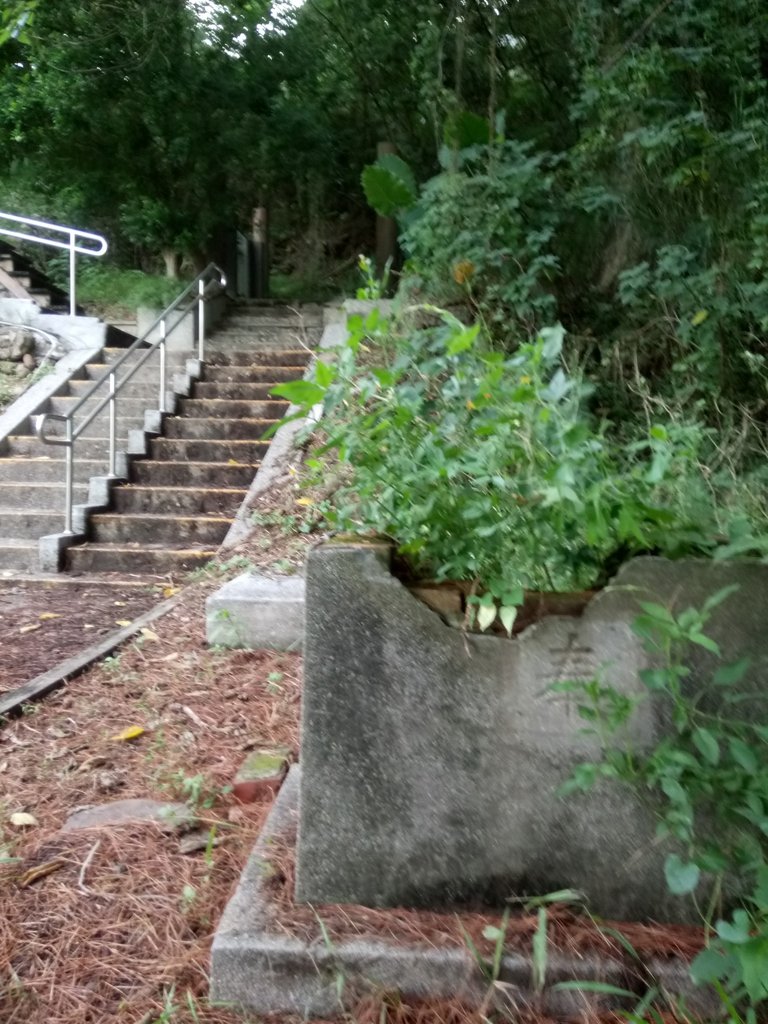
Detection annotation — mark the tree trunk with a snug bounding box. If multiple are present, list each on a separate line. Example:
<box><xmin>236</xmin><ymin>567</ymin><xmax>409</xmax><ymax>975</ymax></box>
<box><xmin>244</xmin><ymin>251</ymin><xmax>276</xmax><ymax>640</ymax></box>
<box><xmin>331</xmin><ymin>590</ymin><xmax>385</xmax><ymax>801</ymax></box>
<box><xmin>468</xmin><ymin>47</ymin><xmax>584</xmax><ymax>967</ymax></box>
<box><xmin>162</xmin><ymin>250</ymin><xmax>180</xmax><ymax>278</ymax></box>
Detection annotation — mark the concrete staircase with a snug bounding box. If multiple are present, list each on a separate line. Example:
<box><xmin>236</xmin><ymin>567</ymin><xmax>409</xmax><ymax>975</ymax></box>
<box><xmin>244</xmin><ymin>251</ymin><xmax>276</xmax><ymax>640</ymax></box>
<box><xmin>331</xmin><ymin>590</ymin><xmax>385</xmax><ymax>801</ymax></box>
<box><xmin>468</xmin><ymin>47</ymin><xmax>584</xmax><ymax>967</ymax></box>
<box><xmin>62</xmin><ymin>303</ymin><xmax>321</xmax><ymax>576</ymax></box>
<box><xmin>0</xmin><ymin>246</ymin><xmax>71</xmax><ymax>310</ymax></box>
<box><xmin>0</xmin><ymin>345</ymin><xmax>188</xmax><ymax>572</ymax></box>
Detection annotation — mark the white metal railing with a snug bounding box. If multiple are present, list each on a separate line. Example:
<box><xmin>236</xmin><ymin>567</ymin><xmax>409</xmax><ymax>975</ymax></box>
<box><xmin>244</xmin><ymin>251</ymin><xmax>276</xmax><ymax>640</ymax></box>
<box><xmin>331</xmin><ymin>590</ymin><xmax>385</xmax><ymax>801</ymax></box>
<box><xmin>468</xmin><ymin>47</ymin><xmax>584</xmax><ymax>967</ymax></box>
<box><xmin>0</xmin><ymin>210</ymin><xmax>108</xmax><ymax>315</ymax></box>
<box><xmin>33</xmin><ymin>263</ymin><xmax>227</xmax><ymax>535</ymax></box>
<box><xmin>0</xmin><ymin>318</ymin><xmax>61</xmax><ymax>360</ymax></box>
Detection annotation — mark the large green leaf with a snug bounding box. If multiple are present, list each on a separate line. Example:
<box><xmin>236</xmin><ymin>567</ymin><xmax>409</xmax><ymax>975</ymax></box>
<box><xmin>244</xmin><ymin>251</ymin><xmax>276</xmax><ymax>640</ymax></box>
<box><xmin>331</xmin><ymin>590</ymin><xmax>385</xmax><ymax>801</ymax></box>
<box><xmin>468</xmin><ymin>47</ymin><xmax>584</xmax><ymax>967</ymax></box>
<box><xmin>361</xmin><ymin>163</ymin><xmax>417</xmax><ymax>218</ymax></box>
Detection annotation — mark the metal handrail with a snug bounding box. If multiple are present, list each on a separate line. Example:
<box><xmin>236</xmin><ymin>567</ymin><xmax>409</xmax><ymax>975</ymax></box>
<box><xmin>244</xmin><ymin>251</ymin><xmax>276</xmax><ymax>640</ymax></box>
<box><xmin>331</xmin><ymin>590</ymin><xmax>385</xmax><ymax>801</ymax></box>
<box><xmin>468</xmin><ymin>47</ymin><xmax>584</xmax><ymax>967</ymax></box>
<box><xmin>0</xmin><ymin>210</ymin><xmax>108</xmax><ymax>316</ymax></box>
<box><xmin>33</xmin><ymin>262</ymin><xmax>227</xmax><ymax>535</ymax></box>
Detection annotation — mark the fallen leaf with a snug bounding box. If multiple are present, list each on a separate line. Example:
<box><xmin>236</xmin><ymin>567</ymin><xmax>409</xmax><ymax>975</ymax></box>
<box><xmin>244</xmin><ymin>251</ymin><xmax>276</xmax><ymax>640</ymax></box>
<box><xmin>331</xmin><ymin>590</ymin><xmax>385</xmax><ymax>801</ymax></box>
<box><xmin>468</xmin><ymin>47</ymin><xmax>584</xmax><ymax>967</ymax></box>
<box><xmin>39</xmin><ymin>612</ymin><xmax>61</xmax><ymax>621</ymax></box>
<box><xmin>19</xmin><ymin>623</ymin><xmax>41</xmax><ymax>635</ymax></box>
<box><xmin>111</xmin><ymin>726</ymin><xmax>145</xmax><ymax>742</ymax></box>
<box><xmin>295</xmin><ymin>497</ymin><xmax>313</xmax><ymax>507</ymax></box>
<box><xmin>10</xmin><ymin>812</ymin><xmax>38</xmax><ymax>828</ymax></box>
<box><xmin>163</xmin><ymin>586</ymin><xmax>180</xmax><ymax>598</ymax></box>
<box><xmin>227</xmin><ymin>458</ymin><xmax>241</xmax><ymax>465</ymax></box>
<box><xmin>115</xmin><ymin>619</ymin><xmax>132</xmax><ymax>628</ymax></box>
<box><xmin>140</xmin><ymin>627</ymin><xmax>159</xmax><ymax>641</ymax></box>
<box><xmin>18</xmin><ymin>859</ymin><xmax>65</xmax><ymax>888</ymax></box>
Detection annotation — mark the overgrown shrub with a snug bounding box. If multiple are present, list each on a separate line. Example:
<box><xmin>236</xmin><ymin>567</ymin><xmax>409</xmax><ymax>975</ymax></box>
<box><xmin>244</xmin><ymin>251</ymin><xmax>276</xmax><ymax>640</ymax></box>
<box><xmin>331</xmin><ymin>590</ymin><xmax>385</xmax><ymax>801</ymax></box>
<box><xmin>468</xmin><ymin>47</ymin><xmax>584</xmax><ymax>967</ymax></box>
<box><xmin>274</xmin><ymin>308</ymin><xmax>765</xmax><ymax>629</ymax></box>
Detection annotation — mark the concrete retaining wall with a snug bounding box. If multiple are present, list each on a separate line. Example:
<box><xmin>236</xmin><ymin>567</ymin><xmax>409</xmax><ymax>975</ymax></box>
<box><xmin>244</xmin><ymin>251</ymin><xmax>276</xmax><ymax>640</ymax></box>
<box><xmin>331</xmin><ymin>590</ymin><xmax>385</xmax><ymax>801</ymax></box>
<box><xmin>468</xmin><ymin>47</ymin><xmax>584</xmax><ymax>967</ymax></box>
<box><xmin>296</xmin><ymin>544</ymin><xmax>768</xmax><ymax>922</ymax></box>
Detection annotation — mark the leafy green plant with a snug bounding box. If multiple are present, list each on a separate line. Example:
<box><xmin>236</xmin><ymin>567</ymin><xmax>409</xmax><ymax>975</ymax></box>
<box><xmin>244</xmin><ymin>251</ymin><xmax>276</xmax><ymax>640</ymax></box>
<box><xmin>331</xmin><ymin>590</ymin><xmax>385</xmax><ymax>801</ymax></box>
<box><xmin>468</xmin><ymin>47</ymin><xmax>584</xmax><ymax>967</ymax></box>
<box><xmin>272</xmin><ymin>307</ymin><xmax>735</xmax><ymax>629</ymax></box>
<box><xmin>356</xmin><ymin>254</ymin><xmax>392</xmax><ymax>300</ymax></box>
<box><xmin>559</xmin><ymin>589</ymin><xmax>768</xmax><ymax>1014</ymax></box>
<box><xmin>361</xmin><ymin>153</ymin><xmax>418</xmax><ymax>222</ymax></box>
<box><xmin>400</xmin><ymin>140</ymin><xmax>560</xmax><ymax>333</ymax></box>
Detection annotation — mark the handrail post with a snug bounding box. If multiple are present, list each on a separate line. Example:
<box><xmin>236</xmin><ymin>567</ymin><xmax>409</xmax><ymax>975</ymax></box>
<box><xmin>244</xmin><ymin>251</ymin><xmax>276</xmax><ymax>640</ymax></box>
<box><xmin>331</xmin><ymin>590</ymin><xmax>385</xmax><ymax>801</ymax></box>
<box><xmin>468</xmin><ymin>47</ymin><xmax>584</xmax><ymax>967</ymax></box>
<box><xmin>108</xmin><ymin>370</ymin><xmax>117</xmax><ymax>477</ymax></box>
<box><xmin>159</xmin><ymin>318</ymin><xmax>167</xmax><ymax>412</ymax></box>
<box><xmin>198</xmin><ymin>277</ymin><xmax>205</xmax><ymax>361</ymax></box>
<box><xmin>64</xmin><ymin>420</ymin><xmax>74</xmax><ymax>535</ymax></box>
<box><xmin>69</xmin><ymin>230</ymin><xmax>77</xmax><ymax>316</ymax></box>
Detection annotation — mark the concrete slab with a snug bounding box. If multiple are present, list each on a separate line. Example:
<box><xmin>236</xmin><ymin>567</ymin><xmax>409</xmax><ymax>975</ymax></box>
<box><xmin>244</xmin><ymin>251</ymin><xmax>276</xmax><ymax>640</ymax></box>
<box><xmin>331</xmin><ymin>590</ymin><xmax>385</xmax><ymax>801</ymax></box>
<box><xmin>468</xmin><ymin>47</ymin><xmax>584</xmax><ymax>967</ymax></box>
<box><xmin>297</xmin><ymin>545</ymin><xmax>768</xmax><ymax>921</ymax></box>
<box><xmin>206</xmin><ymin>572</ymin><xmax>304</xmax><ymax>651</ymax></box>
<box><xmin>210</xmin><ymin>766</ymin><xmax>716</xmax><ymax>1018</ymax></box>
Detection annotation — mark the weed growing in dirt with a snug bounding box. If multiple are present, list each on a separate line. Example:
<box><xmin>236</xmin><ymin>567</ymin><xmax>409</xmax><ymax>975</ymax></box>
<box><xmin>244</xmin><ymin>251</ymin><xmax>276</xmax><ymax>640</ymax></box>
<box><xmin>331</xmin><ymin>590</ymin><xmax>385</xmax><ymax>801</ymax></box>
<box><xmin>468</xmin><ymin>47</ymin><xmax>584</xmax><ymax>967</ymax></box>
<box><xmin>187</xmin><ymin>555</ymin><xmax>256</xmax><ymax>583</ymax></box>
<box><xmin>560</xmin><ymin>588</ymin><xmax>768</xmax><ymax>1015</ymax></box>
<box><xmin>164</xmin><ymin>771</ymin><xmax>229</xmax><ymax>812</ymax></box>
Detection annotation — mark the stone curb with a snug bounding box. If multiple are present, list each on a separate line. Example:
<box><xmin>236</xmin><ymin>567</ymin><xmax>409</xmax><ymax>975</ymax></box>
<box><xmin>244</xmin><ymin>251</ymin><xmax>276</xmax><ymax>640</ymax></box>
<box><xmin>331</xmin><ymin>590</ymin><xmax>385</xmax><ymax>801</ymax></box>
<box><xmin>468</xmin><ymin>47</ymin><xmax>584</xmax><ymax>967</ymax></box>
<box><xmin>211</xmin><ymin>766</ymin><xmax>716</xmax><ymax>1018</ymax></box>
<box><xmin>205</xmin><ymin>572</ymin><xmax>305</xmax><ymax>651</ymax></box>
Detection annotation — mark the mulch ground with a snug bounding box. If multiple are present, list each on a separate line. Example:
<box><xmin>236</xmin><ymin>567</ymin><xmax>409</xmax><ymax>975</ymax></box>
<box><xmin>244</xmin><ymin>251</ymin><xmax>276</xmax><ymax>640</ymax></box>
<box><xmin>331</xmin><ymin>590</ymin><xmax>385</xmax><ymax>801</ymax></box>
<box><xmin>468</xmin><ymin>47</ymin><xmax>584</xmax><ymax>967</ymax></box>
<box><xmin>0</xmin><ymin>577</ymin><xmax>167</xmax><ymax>693</ymax></box>
<box><xmin>0</xmin><ymin>471</ymin><xmax>711</xmax><ymax>1024</ymax></box>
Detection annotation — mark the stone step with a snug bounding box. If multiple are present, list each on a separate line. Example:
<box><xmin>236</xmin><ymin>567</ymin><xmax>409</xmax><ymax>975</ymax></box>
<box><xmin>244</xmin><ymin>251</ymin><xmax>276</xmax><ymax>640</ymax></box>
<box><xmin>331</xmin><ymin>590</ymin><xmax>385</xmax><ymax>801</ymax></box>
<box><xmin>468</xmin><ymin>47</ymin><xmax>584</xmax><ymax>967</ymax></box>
<box><xmin>0</xmin><ymin>456</ymin><xmax>110</xmax><ymax>482</ymax></box>
<box><xmin>222</xmin><ymin>316</ymin><xmax>324</xmax><ymax>330</ymax></box>
<box><xmin>68</xmin><ymin>378</ymin><xmax>162</xmax><ymax>400</ymax></box>
<box><xmin>101</xmin><ymin>346</ymin><xmax>191</xmax><ymax>365</ymax></box>
<box><xmin>28</xmin><ymin>289</ymin><xmax>51</xmax><ymax>308</ymax></box>
<box><xmin>0</xmin><ymin>510</ymin><xmax>65</xmax><ymax>537</ymax></box>
<box><xmin>192</xmin><ymin>381</ymin><xmax>286</xmax><ymax>400</ymax></box>
<box><xmin>4</xmin><ymin>435</ymin><xmax>119</xmax><ymax>460</ymax></box>
<box><xmin>201</xmin><ymin>365</ymin><xmax>305</xmax><ymax>384</ymax></box>
<box><xmin>228</xmin><ymin>300</ymin><xmax>324</xmax><ymax>315</ymax></box>
<box><xmin>176</xmin><ymin>398</ymin><xmax>288</xmax><ymax>420</ymax></box>
<box><xmin>130</xmin><ymin>460</ymin><xmax>258</xmax><ymax>488</ymax></box>
<box><xmin>83</xmin><ymin>362</ymin><xmax>186</xmax><ymax>384</ymax></box>
<box><xmin>162</xmin><ymin>417</ymin><xmax>278</xmax><ymax>441</ymax></box>
<box><xmin>111</xmin><ymin>485</ymin><xmax>246</xmax><ymax>516</ymax></box>
<box><xmin>40</xmin><ymin>414</ymin><xmax>146</xmax><ymax>440</ymax></box>
<box><xmin>148</xmin><ymin>437</ymin><xmax>270</xmax><ymax>462</ymax></box>
<box><xmin>88</xmin><ymin>512</ymin><xmax>231</xmax><ymax>545</ymax></box>
<box><xmin>206</xmin><ymin>350</ymin><xmax>309</xmax><ymax>368</ymax></box>
<box><xmin>0</xmin><ymin>538</ymin><xmax>39</xmax><ymax>572</ymax></box>
<box><xmin>0</xmin><ymin>481</ymin><xmax>88</xmax><ymax>510</ymax></box>
<box><xmin>211</xmin><ymin>328</ymin><xmax>315</xmax><ymax>346</ymax></box>
<box><xmin>48</xmin><ymin>396</ymin><xmax>161</xmax><ymax>419</ymax></box>
<box><xmin>66</xmin><ymin>542</ymin><xmax>215</xmax><ymax>575</ymax></box>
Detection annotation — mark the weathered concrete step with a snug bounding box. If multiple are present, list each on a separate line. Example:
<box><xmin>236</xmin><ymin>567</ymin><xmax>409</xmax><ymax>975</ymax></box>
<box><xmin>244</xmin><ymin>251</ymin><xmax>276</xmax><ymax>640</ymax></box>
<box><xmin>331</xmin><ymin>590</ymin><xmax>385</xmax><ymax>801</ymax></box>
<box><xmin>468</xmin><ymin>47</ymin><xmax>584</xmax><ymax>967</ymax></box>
<box><xmin>0</xmin><ymin>510</ymin><xmax>65</xmax><ymax>537</ymax></box>
<box><xmin>0</xmin><ymin>456</ymin><xmax>110</xmax><ymax>482</ymax></box>
<box><xmin>201</xmin><ymin>365</ymin><xmax>305</xmax><ymax>384</ymax></box>
<box><xmin>0</xmin><ymin>538</ymin><xmax>39</xmax><ymax>572</ymax></box>
<box><xmin>100</xmin><ymin>347</ymin><xmax>191</xmax><ymax>364</ymax></box>
<box><xmin>131</xmin><ymin>460</ymin><xmax>258</xmax><ymax>488</ymax></box>
<box><xmin>193</xmin><ymin>381</ymin><xmax>286</xmax><ymax>400</ymax></box>
<box><xmin>41</xmin><ymin>415</ymin><xmax>147</xmax><ymax>440</ymax></box>
<box><xmin>112</xmin><ymin>485</ymin><xmax>246</xmax><ymax>516</ymax></box>
<box><xmin>210</xmin><ymin>328</ymin><xmax>315</xmax><ymax>345</ymax></box>
<box><xmin>68</xmin><ymin>378</ymin><xmax>163</xmax><ymax>400</ymax></box>
<box><xmin>222</xmin><ymin>316</ymin><xmax>323</xmax><ymax>330</ymax></box>
<box><xmin>149</xmin><ymin>438</ymin><xmax>269</xmax><ymax>462</ymax></box>
<box><xmin>89</xmin><ymin>512</ymin><xmax>231</xmax><ymax>545</ymax></box>
<box><xmin>66</xmin><ymin>543</ymin><xmax>215</xmax><ymax>575</ymax></box>
<box><xmin>4</xmin><ymin>435</ymin><xmax>118</xmax><ymax>460</ymax></box>
<box><xmin>83</xmin><ymin>362</ymin><xmax>187</xmax><ymax>384</ymax></box>
<box><xmin>0</xmin><ymin>481</ymin><xmax>88</xmax><ymax>510</ymax></box>
<box><xmin>163</xmin><ymin>417</ymin><xmax>277</xmax><ymax>441</ymax></box>
<box><xmin>177</xmin><ymin>399</ymin><xmax>288</xmax><ymax>419</ymax></box>
<box><xmin>48</xmin><ymin>396</ymin><xmax>160</xmax><ymax>418</ymax></box>
<box><xmin>206</xmin><ymin>351</ymin><xmax>309</xmax><ymax>368</ymax></box>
